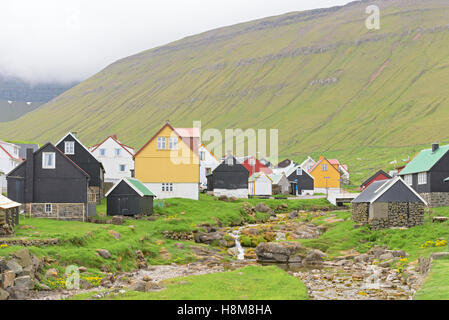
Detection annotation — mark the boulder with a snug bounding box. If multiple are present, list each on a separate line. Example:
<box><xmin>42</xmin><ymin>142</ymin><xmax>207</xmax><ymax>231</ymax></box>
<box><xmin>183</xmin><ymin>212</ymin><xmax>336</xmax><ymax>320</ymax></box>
<box><xmin>379</xmin><ymin>253</ymin><xmax>394</xmax><ymax>261</ymax></box>
<box><xmin>391</xmin><ymin>250</ymin><xmax>407</xmax><ymax>258</ymax></box>
<box><xmin>304</xmin><ymin>249</ymin><xmax>327</xmax><ymax>265</ymax></box>
<box><xmin>193</xmin><ymin>232</ymin><xmax>223</xmax><ymax>244</ymax></box>
<box><xmin>0</xmin><ymin>288</ymin><xmax>9</xmax><ymax>300</ymax></box>
<box><xmin>12</xmin><ymin>249</ymin><xmax>32</xmax><ymax>268</ymax></box>
<box><xmin>354</xmin><ymin>254</ymin><xmax>369</xmax><ymax>263</ymax></box>
<box><xmin>255</xmin><ymin>203</ymin><xmax>271</xmax><ymax>213</ymax></box>
<box><xmin>96</xmin><ymin>249</ymin><xmax>112</xmax><ymax>259</ymax></box>
<box><xmin>255</xmin><ymin>242</ymin><xmax>306</xmax><ymax>263</ymax></box>
<box><xmin>288</xmin><ymin>211</ymin><xmax>299</xmax><ymax>219</ymax></box>
<box><xmin>112</xmin><ymin>216</ymin><xmax>125</xmax><ymax>225</ymax></box>
<box><xmin>430</xmin><ymin>252</ymin><xmax>449</xmax><ymax>260</ymax></box>
<box><xmin>145</xmin><ymin>282</ymin><xmax>162</xmax><ymax>292</ymax></box>
<box><xmin>129</xmin><ymin>280</ymin><xmax>147</xmax><ymax>292</ymax></box>
<box><xmin>1</xmin><ymin>271</ymin><xmax>15</xmax><ymax>289</ymax></box>
<box><xmin>6</xmin><ymin>259</ymin><xmax>23</xmax><ymax>275</ymax></box>
<box><xmin>14</xmin><ymin>276</ymin><xmax>34</xmax><ymax>290</ymax></box>
<box><xmin>45</xmin><ymin>268</ymin><xmax>58</xmax><ymax>278</ymax></box>
<box><xmin>108</xmin><ymin>230</ymin><xmax>122</xmax><ymax>240</ymax></box>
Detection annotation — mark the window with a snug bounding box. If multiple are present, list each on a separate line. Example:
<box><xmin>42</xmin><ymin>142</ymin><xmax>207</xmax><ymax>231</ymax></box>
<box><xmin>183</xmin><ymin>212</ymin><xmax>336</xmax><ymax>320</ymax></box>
<box><xmin>205</xmin><ymin>168</ymin><xmax>212</xmax><ymax>176</ymax></box>
<box><xmin>162</xmin><ymin>183</ymin><xmax>173</xmax><ymax>192</ymax></box>
<box><xmin>168</xmin><ymin>137</ymin><xmax>178</xmax><ymax>150</ymax></box>
<box><xmin>226</xmin><ymin>157</ymin><xmax>233</xmax><ymax>166</ymax></box>
<box><xmin>200</xmin><ymin>151</ymin><xmax>205</xmax><ymax>161</ymax></box>
<box><xmin>322</xmin><ymin>164</ymin><xmax>328</xmax><ymax>171</ymax></box>
<box><xmin>119</xmin><ymin>164</ymin><xmax>126</xmax><ymax>172</ymax></box>
<box><xmin>99</xmin><ymin>149</ymin><xmax>106</xmax><ymax>156</ymax></box>
<box><xmin>157</xmin><ymin>137</ymin><xmax>166</xmax><ymax>150</ymax></box>
<box><xmin>64</xmin><ymin>141</ymin><xmax>75</xmax><ymax>155</ymax></box>
<box><xmin>404</xmin><ymin>174</ymin><xmax>413</xmax><ymax>186</ymax></box>
<box><xmin>115</xmin><ymin>149</ymin><xmax>121</xmax><ymax>157</ymax></box>
<box><xmin>169</xmin><ymin>183</ymin><xmax>173</xmax><ymax>192</ymax></box>
<box><xmin>45</xmin><ymin>204</ymin><xmax>52</xmax><ymax>214</ymax></box>
<box><xmin>42</xmin><ymin>152</ymin><xmax>55</xmax><ymax>169</ymax></box>
<box><xmin>162</xmin><ymin>183</ymin><xmax>165</xmax><ymax>192</ymax></box>
<box><xmin>297</xmin><ymin>168</ymin><xmax>303</xmax><ymax>175</ymax></box>
<box><xmin>418</xmin><ymin>172</ymin><xmax>427</xmax><ymax>185</ymax></box>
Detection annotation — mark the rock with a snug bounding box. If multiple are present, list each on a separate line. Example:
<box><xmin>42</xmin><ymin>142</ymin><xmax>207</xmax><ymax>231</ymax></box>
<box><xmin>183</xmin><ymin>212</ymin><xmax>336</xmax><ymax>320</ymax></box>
<box><xmin>96</xmin><ymin>249</ymin><xmax>112</xmax><ymax>259</ymax></box>
<box><xmin>19</xmin><ymin>265</ymin><xmax>34</xmax><ymax>278</ymax></box>
<box><xmin>12</xmin><ymin>249</ymin><xmax>32</xmax><ymax>268</ymax></box>
<box><xmin>391</xmin><ymin>250</ymin><xmax>407</xmax><ymax>258</ymax></box>
<box><xmin>79</xmin><ymin>266</ymin><xmax>88</xmax><ymax>273</ymax></box>
<box><xmin>430</xmin><ymin>252</ymin><xmax>449</xmax><ymax>260</ymax></box>
<box><xmin>275</xmin><ymin>232</ymin><xmax>286</xmax><ymax>241</ymax></box>
<box><xmin>145</xmin><ymin>282</ymin><xmax>162</xmax><ymax>292</ymax></box>
<box><xmin>193</xmin><ymin>231</ymin><xmax>223</xmax><ymax>244</ymax></box>
<box><xmin>1</xmin><ymin>271</ymin><xmax>15</xmax><ymax>289</ymax></box>
<box><xmin>354</xmin><ymin>254</ymin><xmax>369</xmax><ymax>263</ymax></box>
<box><xmin>367</xmin><ymin>245</ymin><xmax>387</xmax><ymax>259</ymax></box>
<box><xmin>14</xmin><ymin>276</ymin><xmax>34</xmax><ymax>290</ymax></box>
<box><xmin>218</xmin><ymin>195</ymin><xmax>228</xmax><ymax>201</ymax></box>
<box><xmin>304</xmin><ymin>249</ymin><xmax>327</xmax><ymax>265</ymax></box>
<box><xmin>379</xmin><ymin>253</ymin><xmax>394</xmax><ymax>261</ymax></box>
<box><xmin>142</xmin><ymin>275</ymin><xmax>152</xmax><ymax>282</ymax></box>
<box><xmin>112</xmin><ymin>216</ymin><xmax>125</xmax><ymax>225</ymax></box>
<box><xmin>255</xmin><ymin>203</ymin><xmax>271</xmax><ymax>213</ymax></box>
<box><xmin>6</xmin><ymin>260</ymin><xmax>23</xmax><ymax>275</ymax></box>
<box><xmin>38</xmin><ymin>283</ymin><xmax>51</xmax><ymax>291</ymax></box>
<box><xmin>160</xmin><ymin>247</ymin><xmax>171</xmax><ymax>260</ymax></box>
<box><xmin>0</xmin><ymin>288</ymin><xmax>9</xmax><ymax>300</ymax></box>
<box><xmin>227</xmin><ymin>247</ymin><xmax>240</xmax><ymax>257</ymax></box>
<box><xmin>129</xmin><ymin>280</ymin><xmax>146</xmax><ymax>292</ymax></box>
<box><xmin>288</xmin><ymin>211</ymin><xmax>299</xmax><ymax>219</ymax></box>
<box><xmin>108</xmin><ymin>230</ymin><xmax>122</xmax><ymax>240</ymax></box>
<box><xmin>255</xmin><ymin>242</ymin><xmax>306</xmax><ymax>263</ymax></box>
<box><xmin>6</xmin><ymin>287</ymin><xmax>28</xmax><ymax>300</ymax></box>
<box><xmin>45</xmin><ymin>268</ymin><xmax>58</xmax><ymax>278</ymax></box>
<box><xmin>432</xmin><ymin>216</ymin><xmax>449</xmax><ymax>223</ymax></box>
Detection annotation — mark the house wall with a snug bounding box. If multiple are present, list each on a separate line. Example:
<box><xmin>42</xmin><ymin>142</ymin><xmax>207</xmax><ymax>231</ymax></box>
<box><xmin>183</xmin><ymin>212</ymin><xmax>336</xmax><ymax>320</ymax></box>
<box><xmin>143</xmin><ymin>182</ymin><xmax>198</xmax><ymax>200</ymax></box>
<box><xmin>287</xmin><ymin>169</ymin><xmax>314</xmax><ymax>194</ymax></box>
<box><xmin>362</xmin><ymin>173</ymin><xmax>390</xmax><ymax>189</ymax></box>
<box><xmin>106</xmin><ymin>180</ymin><xmax>153</xmax><ymax>216</ymax></box>
<box><xmin>135</xmin><ymin>125</ymin><xmax>199</xmax><ymax>185</ymax></box>
<box><xmin>24</xmin><ymin>203</ymin><xmax>86</xmax><ymax>221</ymax></box>
<box><xmin>0</xmin><ymin>141</ymin><xmax>21</xmax><ymax>193</ymax></box>
<box><xmin>91</xmin><ymin>137</ymin><xmax>134</xmax><ymax>183</ymax></box>
<box><xmin>214</xmin><ymin>188</ymin><xmax>248</xmax><ymax>198</ymax></box>
<box><xmin>248</xmin><ymin>176</ymin><xmax>272</xmax><ymax>196</ymax></box>
<box><xmin>420</xmin><ymin>192</ymin><xmax>449</xmax><ymax>207</ymax></box>
<box><xmin>199</xmin><ymin>145</ymin><xmax>219</xmax><ymax>187</ymax></box>
<box><xmin>352</xmin><ymin>202</ymin><xmax>369</xmax><ymax>224</ymax></box>
<box><xmin>309</xmin><ymin>158</ymin><xmax>340</xmax><ymax>189</ymax></box>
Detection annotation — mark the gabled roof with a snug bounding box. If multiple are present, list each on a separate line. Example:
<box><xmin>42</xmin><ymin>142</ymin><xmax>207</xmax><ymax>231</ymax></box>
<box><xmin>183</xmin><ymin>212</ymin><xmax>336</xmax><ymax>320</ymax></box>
<box><xmin>352</xmin><ymin>177</ymin><xmax>427</xmax><ymax>205</ymax></box>
<box><xmin>299</xmin><ymin>156</ymin><xmax>315</xmax><ymax>168</ymax></box>
<box><xmin>308</xmin><ymin>156</ymin><xmax>341</xmax><ymax>176</ymax></box>
<box><xmin>248</xmin><ymin>172</ymin><xmax>273</xmax><ymax>183</ymax></box>
<box><xmin>285</xmin><ymin>165</ymin><xmax>314</xmax><ymax>180</ymax></box>
<box><xmin>105</xmin><ymin>177</ymin><xmax>156</xmax><ymax>197</ymax></box>
<box><xmin>399</xmin><ymin>144</ymin><xmax>449</xmax><ymax>175</ymax></box>
<box><xmin>200</xmin><ymin>143</ymin><xmax>220</xmax><ymax>162</ymax></box>
<box><xmin>0</xmin><ymin>194</ymin><xmax>21</xmax><ymax>209</ymax></box>
<box><xmin>56</xmin><ymin>132</ymin><xmax>93</xmax><ymax>155</ymax></box>
<box><xmin>269</xmin><ymin>173</ymin><xmax>287</xmax><ymax>184</ymax></box>
<box><xmin>90</xmin><ymin>135</ymin><xmax>135</xmax><ymax>157</ymax></box>
<box><xmin>361</xmin><ymin>170</ymin><xmax>392</xmax><ymax>187</ymax></box>
<box><xmin>0</xmin><ymin>143</ymin><xmax>22</xmax><ymax>162</ymax></box>
<box><xmin>134</xmin><ymin>122</ymin><xmax>197</xmax><ymax>158</ymax></box>
<box><xmin>174</xmin><ymin>128</ymin><xmax>200</xmax><ymax>138</ymax></box>
<box><xmin>7</xmin><ymin>143</ymin><xmax>90</xmax><ymax>179</ymax></box>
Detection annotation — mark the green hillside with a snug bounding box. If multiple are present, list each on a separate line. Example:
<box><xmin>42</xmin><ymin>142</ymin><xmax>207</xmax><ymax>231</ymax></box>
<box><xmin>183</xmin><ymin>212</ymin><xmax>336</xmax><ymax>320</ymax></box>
<box><xmin>1</xmin><ymin>0</ymin><xmax>449</xmax><ymax>184</ymax></box>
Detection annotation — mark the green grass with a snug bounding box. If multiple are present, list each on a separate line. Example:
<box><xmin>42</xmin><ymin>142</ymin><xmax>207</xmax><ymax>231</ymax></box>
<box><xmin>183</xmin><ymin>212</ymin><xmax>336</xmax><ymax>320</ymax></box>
<box><xmin>71</xmin><ymin>265</ymin><xmax>309</xmax><ymax>300</ymax></box>
<box><xmin>297</xmin><ymin>208</ymin><xmax>449</xmax><ymax>261</ymax></box>
<box><xmin>1</xmin><ymin>1</ymin><xmax>449</xmax><ymax>186</ymax></box>
<box><xmin>415</xmin><ymin>257</ymin><xmax>449</xmax><ymax>300</ymax></box>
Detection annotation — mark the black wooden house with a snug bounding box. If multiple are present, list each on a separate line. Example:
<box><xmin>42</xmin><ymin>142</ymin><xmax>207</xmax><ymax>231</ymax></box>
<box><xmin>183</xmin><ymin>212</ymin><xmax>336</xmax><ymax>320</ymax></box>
<box><xmin>106</xmin><ymin>178</ymin><xmax>155</xmax><ymax>216</ymax></box>
<box><xmin>56</xmin><ymin>132</ymin><xmax>105</xmax><ymax>203</ymax></box>
<box><xmin>207</xmin><ymin>156</ymin><xmax>249</xmax><ymax>198</ymax></box>
<box><xmin>286</xmin><ymin>166</ymin><xmax>314</xmax><ymax>195</ymax></box>
<box><xmin>6</xmin><ymin>144</ymin><xmax>92</xmax><ymax>221</ymax></box>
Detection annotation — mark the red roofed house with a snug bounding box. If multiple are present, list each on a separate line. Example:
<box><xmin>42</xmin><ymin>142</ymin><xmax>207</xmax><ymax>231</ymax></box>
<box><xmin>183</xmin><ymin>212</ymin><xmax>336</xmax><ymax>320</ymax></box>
<box><xmin>242</xmin><ymin>156</ymin><xmax>273</xmax><ymax>177</ymax></box>
<box><xmin>360</xmin><ymin>170</ymin><xmax>392</xmax><ymax>190</ymax></box>
<box><xmin>0</xmin><ymin>140</ymin><xmax>22</xmax><ymax>193</ymax></box>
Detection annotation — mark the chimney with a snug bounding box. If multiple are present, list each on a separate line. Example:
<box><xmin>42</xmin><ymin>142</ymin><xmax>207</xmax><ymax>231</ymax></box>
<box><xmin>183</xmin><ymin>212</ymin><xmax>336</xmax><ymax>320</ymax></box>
<box><xmin>432</xmin><ymin>143</ymin><xmax>439</xmax><ymax>153</ymax></box>
<box><xmin>24</xmin><ymin>148</ymin><xmax>34</xmax><ymax>203</ymax></box>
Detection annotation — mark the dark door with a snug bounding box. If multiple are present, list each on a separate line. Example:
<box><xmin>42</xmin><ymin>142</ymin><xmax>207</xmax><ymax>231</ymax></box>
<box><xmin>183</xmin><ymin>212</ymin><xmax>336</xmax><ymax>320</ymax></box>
<box><xmin>119</xmin><ymin>197</ymin><xmax>129</xmax><ymax>215</ymax></box>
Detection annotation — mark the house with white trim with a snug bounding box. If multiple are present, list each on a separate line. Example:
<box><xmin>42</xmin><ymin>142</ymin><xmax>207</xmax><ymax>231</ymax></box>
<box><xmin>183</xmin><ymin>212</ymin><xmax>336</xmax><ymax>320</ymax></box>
<box><xmin>89</xmin><ymin>135</ymin><xmax>135</xmax><ymax>184</ymax></box>
<box><xmin>0</xmin><ymin>140</ymin><xmax>22</xmax><ymax>193</ymax></box>
<box><xmin>199</xmin><ymin>144</ymin><xmax>220</xmax><ymax>190</ymax></box>
<box><xmin>248</xmin><ymin>172</ymin><xmax>272</xmax><ymax>196</ymax></box>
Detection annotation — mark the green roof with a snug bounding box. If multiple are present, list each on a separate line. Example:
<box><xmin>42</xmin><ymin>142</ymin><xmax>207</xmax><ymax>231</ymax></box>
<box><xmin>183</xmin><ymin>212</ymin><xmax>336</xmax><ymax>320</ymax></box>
<box><xmin>125</xmin><ymin>178</ymin><xmax>156</xmax><ymax>197</ymax></box>
<box><xmin>399</xmin><ymin>145</ymin><xmax>449</xmax><ymax>175</ymax></box>
<box><xmin>269</xmin><ymin>174</ymin><xmax>285</xmax><ymax>184</ymax></box>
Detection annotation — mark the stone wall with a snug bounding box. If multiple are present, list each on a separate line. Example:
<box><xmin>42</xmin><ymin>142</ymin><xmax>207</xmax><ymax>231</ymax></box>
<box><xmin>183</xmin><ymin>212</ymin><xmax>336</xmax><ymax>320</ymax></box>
<box><xmin>0</xmin><ymin>208</ymin><xmax>18</xmax><ymax>237</ymax></box>
<box><xmin>420</xmin><ymin>192</ymin><xmax>449</xmax><ymax>207</ymax></box>
<box><xmin>25</xmin><ymin>203</ymin><xmax>86</xmax><ymax>222</ymax></box>
<box><xmin>352</xmin><ymin>203</ymin><xmax>369</xmax><ymax>224</ymax></box>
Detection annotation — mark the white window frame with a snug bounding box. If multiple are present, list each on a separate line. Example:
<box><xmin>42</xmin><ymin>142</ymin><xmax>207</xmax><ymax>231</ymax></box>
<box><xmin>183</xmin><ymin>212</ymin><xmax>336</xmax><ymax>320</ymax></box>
<box><xmin>42</xmin><ymin>152</ymin><xmax>56</xmax><ymax>169</ymax></box>
<box><xmin>45</xmin><ymin>203</ymin><xmax>52</xmax><ymax>214</ymax></box>
<box><xmin>418</xmin><ymin>172</ymin><xmax>427</xmax><ymax>185</ymax></box>
<box><xmin>322</xmin><ymin>164</ymin><xmax>328</xmax><ymax>171</ymax></box>
<box><xmin>297</xmin><ymin>168</ymin><xmax>303</xmax><ymax>175</ymax></box>
<box><xmin>200</xmin><ymin>151</ymin><xmax>205</xmax><ymax>161</ymax></box>
<box><xmin>64</xmin><ymin>141</ymin><xmax>75</xmax><ymax>155</ymax></box>
<box><xmin>404</xmin><ymin>174</ymin><xmax>413</xmax><ymax>186</ymax></box>
<box><xmin>157</xmin><ymin>137</ymin><xmax>166</xmax><ymax>150</ymax></box>
<box><xmin>168</xmin><ymin>137</ymin><xmax>178</xmax><ymax>150</ymax></box>
<box><xmin>115</xmin><ymin>148</ymin><xmax>121</xmax><ymax>157</ymax></box>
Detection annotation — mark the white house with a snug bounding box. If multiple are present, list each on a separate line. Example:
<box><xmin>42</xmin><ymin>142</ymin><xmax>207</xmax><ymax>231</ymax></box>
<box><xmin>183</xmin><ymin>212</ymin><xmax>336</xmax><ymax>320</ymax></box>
<box><xmin>248</xmin><ymin>172</ymin><xmax>273</xmax><ymax>196</ymax></box>
<box><xmin>300</xmin><ymin>156</ymin><xmax>316</xmax><ymax>172</ymax></box>
<box><xmin>0</xmin><ymin>140</ymin><xmax>22</xmax><ymax>193</ymax></box>
<box><xmin>199</xmin><ymin>144</ymin><xmax>220</xmax><ymax>189</ymax></box>
<box><xmin>89</xmin><ymin>135</ymin><xmax>135</xmax><ymax>183</ymax></box>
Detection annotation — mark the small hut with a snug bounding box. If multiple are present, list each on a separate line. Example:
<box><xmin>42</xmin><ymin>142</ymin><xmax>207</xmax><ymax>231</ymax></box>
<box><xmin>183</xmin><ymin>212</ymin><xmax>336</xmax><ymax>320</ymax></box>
<box><xmin>269</xmin><ymin>173</ymin><xmax>290</xmax><ymax>194</ymax></box>
<box><xmin>105</xmin><ymin>178</ymin><xmax>156</xmax><ymax>216</ymax></box>
<box><xmin>0</xmin><ymin>194</ymin><xmax>21</xmax><ymax>237</ymax></box>
<box><xmin>351</xmin><ymin>177</ymin><xmax>427</xmax><ymax>230</ymax></box>
<box><xmin>248</xmin><ymin>172</ymin><xmax>272</xmax><ymax>196</ymax></box>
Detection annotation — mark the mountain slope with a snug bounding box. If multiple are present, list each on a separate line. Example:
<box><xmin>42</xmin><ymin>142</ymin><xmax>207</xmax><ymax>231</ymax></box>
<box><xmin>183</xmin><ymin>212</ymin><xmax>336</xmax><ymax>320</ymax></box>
<box><xmin>1</xmin><ymin>0</ymin><xmax>449</xmax><ymax>183</ymax></box>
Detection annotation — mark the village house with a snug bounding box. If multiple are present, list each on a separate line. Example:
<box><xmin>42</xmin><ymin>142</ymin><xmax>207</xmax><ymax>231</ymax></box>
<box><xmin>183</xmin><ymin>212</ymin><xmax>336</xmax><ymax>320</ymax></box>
<box><xmin>308</xmin><ymin>156</ymin><xmax>342</xmax><ymax>193</ymax></box>
<box><xmin>134</xmin><ymin>122</ymin><xmax>200</xmax><ymax>200</ymax></box>
<box><xmin>89</xmin><ymin>135</ymin><xmax>135</xmax><ymax>184</ymax></box>
<box><xmin>241</xmin><ymin>156</ymin><xmax>273</xmax><ymax>177</ymax></box>
<box><xmin>0</xmin><ymin>194</ymin><xmax>20</xmax><ymax>237</ymax></box>
<box><xmin>56</xmin><ymin>133</ymin><xmax>105</xmax><ymax>203</ymax></box>
<box><xmin>399</xmin><ymin>143</ymin><xmax>449</xmax><ymax>207</ymax></box>
<box><xmin>299</xmin><ymin>156</ymin><xmax>316</xmax><ymax>172</ymax></box>
<box><xmin>207</xmin><ymin>155</ymin><xmax>249</xmax><ymax>198</ymax></box>
<box><xmin>199</xmin><ymin>144</ymin><xmax>220</xmax><ymax>191</ymax></box>
<box><xmin>6</xmin><ymin>144</ymin><xmax>94</xmax><ymax>221</ymax></box>
<box><xmin>105</xmin><ymin>177</ymin><xmax>156</xmax><ymax>216</ymax></box>
<box><xmin>0</xmin><ymin>140</ymin><xmax>22</xmax><ymax>193</ymax></box>
<box><xmin>269</xmin><ymin>173</ymin><xmax>290</xmax><ymax>194</ymax></box>
<box><xmin>285</xmin><ymin>165</ymin><xmax>314</xmax><ymax>196</ymax></box>
<box><xmin>360</xmin><ymin>170</ymin><xmax>391</xmax><ymax>190</ymax></box>
<box><xmin>248</xmin><ymin>172</ymin><xmax>272</xmax><ymax>197</ymax></box>
<box><xmin>352</xmin><ymin>177</ymin><xmax>427</xmax><ymax>230</ymax></box>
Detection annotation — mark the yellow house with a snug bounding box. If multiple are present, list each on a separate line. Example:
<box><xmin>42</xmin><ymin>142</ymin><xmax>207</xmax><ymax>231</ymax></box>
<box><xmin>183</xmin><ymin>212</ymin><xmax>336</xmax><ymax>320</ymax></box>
<box><xmin>134</xmin><ymin>122</ymin><xmax>200</xmax><ymax>200</ymax></box>
<box><xmin>308</xmin><ymin>156</ymin><xmax>341</xmax><ymax>192</ymax></box>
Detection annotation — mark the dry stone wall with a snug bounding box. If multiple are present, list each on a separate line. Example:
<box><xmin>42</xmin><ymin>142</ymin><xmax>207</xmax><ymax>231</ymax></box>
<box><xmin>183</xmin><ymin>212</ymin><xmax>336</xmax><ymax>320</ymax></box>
<box><xmin>420</xmin><ymin>192</ymin><xmax>449</xmax><ymax>207</ymax></box>
<box><xmin>25</xmin><ymin>203</ymin><xmax>85</xmax><ymax>222</ymax></box>
<box><xmin>352</xmin><ymin>203</ymin><xmax>369</xmax><ymax>224</ymax></box>
<box><xmin>0</xmin><ymin>208</ymin><xmax>19</xmax><ymax>237</ymax></box>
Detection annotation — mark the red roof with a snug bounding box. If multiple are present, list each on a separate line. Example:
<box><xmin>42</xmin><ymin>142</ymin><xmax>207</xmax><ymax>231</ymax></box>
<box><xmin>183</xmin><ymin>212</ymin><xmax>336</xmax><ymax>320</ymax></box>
<box><xmin>0</xmin><ymin>143</ymin><xmax>22</xmax><ymax>162</ymax></box>
<box><xmin>242</xmin><ymin>157</ymin><xmax>273</xmax><ymax>176</ymax></box>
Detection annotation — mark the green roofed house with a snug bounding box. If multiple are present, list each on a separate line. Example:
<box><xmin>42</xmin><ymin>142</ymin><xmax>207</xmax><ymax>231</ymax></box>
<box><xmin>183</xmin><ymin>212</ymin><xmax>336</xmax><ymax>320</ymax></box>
<box><xmin>105</xmin><ymin>177</ymin><xmax>156</xmax><ymax>216</ymax></box>
<box><xmin>269</xmin><ymin>173</ymin><xmax>290</xmax><ymax>194</ymax></box>
<box><xmin>399</xmin><ymin>143</ymin><xmax>449</xmax><ymax>207</ymax></box>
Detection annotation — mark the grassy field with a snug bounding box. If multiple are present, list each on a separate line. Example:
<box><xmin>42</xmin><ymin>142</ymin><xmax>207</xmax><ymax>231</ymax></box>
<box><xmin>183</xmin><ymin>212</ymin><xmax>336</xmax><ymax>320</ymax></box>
<box><xmin>415</xmin><ymin>257</ymin><xmax>449</xmax><ymax>300</ymax></box>
<box><xmin>1</xmin><ymin>0</ymin><xmax>449</xmax><ymax>186</ymax></box>
<box><xmin>71</xmin><ymin>265</ymin><xmax>309</xmax><ymax>300</ymax></box>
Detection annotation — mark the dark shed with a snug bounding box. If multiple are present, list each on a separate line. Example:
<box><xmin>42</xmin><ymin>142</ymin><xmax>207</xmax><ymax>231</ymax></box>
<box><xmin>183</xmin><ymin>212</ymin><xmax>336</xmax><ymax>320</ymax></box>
<box><xmin>208</xmin><ymin>156</ymin><xmax>249</xmax><ymax>190</ymax></box>
<box><xmin>106</xmin><ymin>178</ymin><xmax>155</xmax><ymax>216</ymax></box>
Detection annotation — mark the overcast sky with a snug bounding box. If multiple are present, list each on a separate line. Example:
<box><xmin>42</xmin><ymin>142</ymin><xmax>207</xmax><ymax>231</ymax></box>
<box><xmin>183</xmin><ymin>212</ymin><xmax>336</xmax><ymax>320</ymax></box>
<box><xmin>0</xmin><ymin>0</ymin><xmax>351</xmax><ymax>84</ymax></box>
